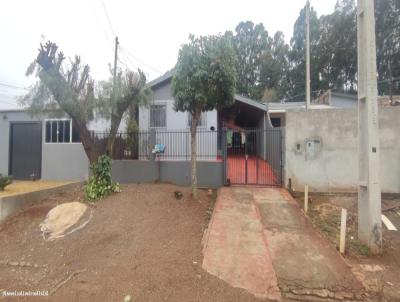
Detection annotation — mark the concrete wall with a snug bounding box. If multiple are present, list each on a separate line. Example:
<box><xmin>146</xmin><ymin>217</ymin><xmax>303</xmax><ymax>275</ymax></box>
<box><xmin>285</xmin><ymin>107</ymin><xmax>400</xmax><ymax>193</ymax></box>
<box><xmin>112</xmin><ymin>160</ymin><xmax>224</xmax><ymax>188</ymax></box>
<box><xmin>41</xmin><ymin>144</ymin><xmax>89</xmax><ymax>181</ymax></box>
<box><xmin>0</xmin><ymin>110</ymin><xmax>89</xmax><ymax>181</ymax></box>
<box><xmin>331</xmin><ymin>95</ymin><xmax>357</xmax><ymax>108</ymax></box>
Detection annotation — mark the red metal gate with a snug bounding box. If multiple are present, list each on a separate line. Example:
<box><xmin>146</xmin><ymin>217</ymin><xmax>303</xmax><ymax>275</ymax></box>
<box><xmin>224</xmin><ymin>129</ymin><xmax>282</xmax><ymax>186</ymax></box>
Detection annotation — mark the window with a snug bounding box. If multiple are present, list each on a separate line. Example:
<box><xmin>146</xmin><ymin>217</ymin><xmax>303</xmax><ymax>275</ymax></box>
<box><xmin>270</xmin><ymin>117</ymin><xmax>281</xmax><ymax>128</ymax></box>
<box><xmin>150</xmin><ymin>104</ymin><xmax>166</xmax><ymax>128</ymax></box>
<box><xmin>45</xmin><ymin>119</ymin><xmax>81</xmax><ymax>143</ymax></box>
<box><xmin>188</xmin><ymin>112</ymin><xmax>207</xmax><ymax>128</ymax></box>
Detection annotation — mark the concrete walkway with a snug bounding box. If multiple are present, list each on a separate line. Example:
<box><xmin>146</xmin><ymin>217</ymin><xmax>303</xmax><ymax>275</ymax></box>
<box><xmin>202</xmin><ymin>187</ymin><xmax>281</xmax><ymax>301</ymax></box>
<box><xmin>202</xmin><ymin>187</ymin><xmax>364</xmax><ymax>301</ymax></box>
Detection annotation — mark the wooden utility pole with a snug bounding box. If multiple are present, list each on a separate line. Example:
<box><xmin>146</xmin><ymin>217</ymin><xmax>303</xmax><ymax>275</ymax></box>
<box><xmin>305</xmin><ymin>0</ymin><xmax>311</xmax><ymax>110</ymax></box>
<box><xmin>357</xmin><ymin>0</ymin><xmax>382</xmax><ymax>254</ymax></box>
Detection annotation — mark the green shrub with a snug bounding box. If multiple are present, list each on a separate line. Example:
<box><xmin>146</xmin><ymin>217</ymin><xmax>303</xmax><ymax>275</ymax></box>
<box><xmin>0</xmin><ymin>174</ymin><xmax>12</xmax><ymax>191</ymax></box>
<box><xmin>85</xmin><ymin>155</ymin><xmax>120</xmax><ymax>201</ymax></box>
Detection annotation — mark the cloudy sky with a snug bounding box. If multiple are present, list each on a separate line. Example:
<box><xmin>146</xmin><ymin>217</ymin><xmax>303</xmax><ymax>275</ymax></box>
<box><xmin>0</xmin><ymin>0</ymin><xmax>338</xmax><ymax>109</ymax></box>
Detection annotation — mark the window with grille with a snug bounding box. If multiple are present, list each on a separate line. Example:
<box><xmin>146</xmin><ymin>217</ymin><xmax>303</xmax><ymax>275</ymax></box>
<box><xmin>188</xmin><ymin>112</ymin><xmax>206</xmax><ymax>128</ymax></box>
<box><xmin>150</xmin><ymin>105</ymin><xmax>166</xmax><ymax>128</ymax></box>
<box><xmin>45</xmin><ymin>119</ymin><xmax>81</xmax><ymax>143</ymax></box>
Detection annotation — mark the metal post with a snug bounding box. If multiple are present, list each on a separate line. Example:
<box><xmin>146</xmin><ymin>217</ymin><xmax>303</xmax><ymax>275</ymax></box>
<box><xmin>305</xmin><ymin>0</ymin><xmax>311</xmax><ymax>109</ymax></box>
<box><xmin>357</xmin><ymin>0</ymin><xmax>382</xmax><ymax>254</ymax></box>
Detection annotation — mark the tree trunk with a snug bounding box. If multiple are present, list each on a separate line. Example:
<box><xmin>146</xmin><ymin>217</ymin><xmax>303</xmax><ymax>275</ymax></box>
<box><xmin>106</xmin><ymin>111</ymin><xmax>123</xmax><ymax>157</ymax></box>
<box><xmin>73</xmin><ymin>118</ymin><xmax>100</xmax><ymax>165</ymax></box>
<box><xmin>190</xmin><ymin>107</ymin><xmax>202</xmax><ymax>200</ymax></box>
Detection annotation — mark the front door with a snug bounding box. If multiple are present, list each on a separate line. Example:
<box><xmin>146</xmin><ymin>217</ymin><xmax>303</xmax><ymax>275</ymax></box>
<box><xmin>9</xmin><ymin>122</ymin><xmax>42</xmax><ymax>179</ymax></box>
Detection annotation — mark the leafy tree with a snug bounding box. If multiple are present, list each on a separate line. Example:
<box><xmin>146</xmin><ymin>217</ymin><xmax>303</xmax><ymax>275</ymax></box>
<box><xmin>232</xmin><ymin>21</ymin><xmax>270</xmax><ymax>100</ymax></box>
<box><xmin>23</xmin><ymin>41</ymin><xmax>150</xmax><ymax>164</ymax></box>
<box><xmin>260</xmin><ymin>31</ymin><xmax>290</xmax><ymax>101</ymax></box>
<box><xmin>375</xmin><ymin>0</ymin><xmax>400</xmax><ymax>97</ymax></box>
<box><xmin>288</xmin><ymin>4</ymin><xmax>321</xmax><ymax>98</ymax></box>
<box><xmin>172</xmin><ymin>35</ymin><xmax>236</xmax><ymax>199</ymax></box>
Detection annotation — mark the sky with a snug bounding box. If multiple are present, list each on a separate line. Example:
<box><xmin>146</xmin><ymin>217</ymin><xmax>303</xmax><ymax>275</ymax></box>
<box><xmin>0</xmin><ymin>0</ymin><xmax>338</xmax><ymax>109</ymax></box>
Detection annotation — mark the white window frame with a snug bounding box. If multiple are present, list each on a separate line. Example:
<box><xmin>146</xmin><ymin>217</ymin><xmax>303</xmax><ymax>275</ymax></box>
<box><xmin>187</xmin><ymin>112</ymin><xmax>207</xmax><ymax>129</ymax></box>
<box><xmin>149</xmin><ymin>102</ymin><xmax>167</xmax><ymax>129</ymax></box>
<box><xmin>44</xmin><ymin>118</ymin><xmax>81</xmax><ymax>144</ymax></box>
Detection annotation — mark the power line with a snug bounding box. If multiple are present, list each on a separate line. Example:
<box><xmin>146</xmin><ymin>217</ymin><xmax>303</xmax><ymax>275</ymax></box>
<box><xmin>100</xmin><ymin>0</ymin><xmax>116</xmax><ymax>38</ymax></box>
<box><xmin>86</xmin><ymin>0</ymin><xmax>114</xmax><ymax>53</ymax></box>
<box><xmin>0</xmin><ymin>82</ymin><xmax>28</xmax><ymax>90</ymax></box>
<box><xmin>119</xmin><ymin>45</ymin><xmax>163</xmax><ymax>75</ymax></box>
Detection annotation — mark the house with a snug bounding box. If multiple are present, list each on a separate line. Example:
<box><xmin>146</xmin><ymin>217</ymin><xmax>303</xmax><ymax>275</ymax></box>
<box><xmin>137</xmin><ymin>71</ymin><xmax>282</xmax><ymax>186</ymax></box>
<box><xmin>0</xmin><ymin>72</ymin><xmax>283</xmax><ymax>188</ymax></box>
<box><xmin>0</xmin><ymin>109</ymin><xmax>89</xmax><ymax>181</ymax></box>
<box><xmin>265</xmin><ymin>90</ymin><xmax>395</xmax><ymax>128</ymax></box>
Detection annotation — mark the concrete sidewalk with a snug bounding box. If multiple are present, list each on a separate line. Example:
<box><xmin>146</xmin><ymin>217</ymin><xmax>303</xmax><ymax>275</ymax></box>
<box><xmin>202</xmin><ymin>187</ymin><xmax>364</xmax><ymax>301</ymax></box>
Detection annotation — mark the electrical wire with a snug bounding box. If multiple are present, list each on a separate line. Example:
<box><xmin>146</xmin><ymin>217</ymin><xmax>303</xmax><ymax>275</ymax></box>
<box><xmin>86</xmin><ymin>0</ymin><xmax>114</xmax><ymax>53</ymax></box>
<box><xmin>0</xmin><ymin>82</ymin><xmax>28</xmax><ymax>90</ymax></box>
<box><xmin>119</xmin><ymin>45</ymin><xmax>163</xmax><ymax>75</ymax></box>
<box><xmin>100</xmin><ymin>0</ymin><xmax>116</xmax><ymax>38</ymax></box>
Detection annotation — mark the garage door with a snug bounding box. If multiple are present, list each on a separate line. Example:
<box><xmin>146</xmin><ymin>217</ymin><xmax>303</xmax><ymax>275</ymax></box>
<box><xmin>9</xmin><ymin>122</ymin><xmax>42</xmax><ymax>179</ymax></box>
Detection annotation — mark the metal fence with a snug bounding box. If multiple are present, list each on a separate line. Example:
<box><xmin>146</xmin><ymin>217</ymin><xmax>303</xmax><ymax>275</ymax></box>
<box><xmin>93</xmin><ymin>129</ymin><xmax>220</xmax><ymax>161</ymax></box>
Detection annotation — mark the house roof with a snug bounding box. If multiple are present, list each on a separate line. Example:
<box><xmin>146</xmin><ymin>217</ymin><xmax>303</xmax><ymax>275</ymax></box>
<box><xmin>0</xmin><ymin>108</ymin><xmax>27</xmax><ymax>113</ymax></box>
<box><xmin>234</xmin><ymin>94</ymin><xmax>267</xmax><ymax>111</ymax></box>
<box><xmin>147</xmin><ymin>70</ymin><xmax>175</xmax><ymax>88</ymax></box>
<box><xmin>331</xmin><ymin>91</ymin><xmax>358</xmax><ymax>100</ymax></box>
<box><xmin>148</xmin><ymin>71</ymin><xmax>267</xmax><ymax>112</ymax></box>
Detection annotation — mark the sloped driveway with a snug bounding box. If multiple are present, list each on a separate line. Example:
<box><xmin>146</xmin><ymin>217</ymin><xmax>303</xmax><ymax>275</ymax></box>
<box><xmin>202</xmin><ymin>187</ymin><xmax>364</xmax><ymax>301</ymax></box>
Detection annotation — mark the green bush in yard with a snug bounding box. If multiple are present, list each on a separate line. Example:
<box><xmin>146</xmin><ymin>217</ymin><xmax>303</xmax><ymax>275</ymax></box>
<box><xmin>85</xmin><ymin>155</ymin><xmax>120</xmax><ymax>201</ymax></box>
<box><xmin>0</xmin><ymin>174</ymin><xmax>12</xmax><ymax>191</ymax></box>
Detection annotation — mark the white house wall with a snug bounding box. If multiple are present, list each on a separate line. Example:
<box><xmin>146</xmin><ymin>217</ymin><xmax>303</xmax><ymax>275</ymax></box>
<box><xmin>139</xmin><ymin>81</ymin><xmax>218</xmax><ymax>160</ymax></box>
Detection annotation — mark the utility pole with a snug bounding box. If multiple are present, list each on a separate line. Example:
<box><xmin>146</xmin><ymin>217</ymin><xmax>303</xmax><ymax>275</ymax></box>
<box><xmin>357</xmin><ymin>0</ymin><xmax>382</xmax><ymax>254</ymax></box>
<box><xmin>388</xmin><ymin>53</ymin><xmax>393</xmax><ymax>105</ymax></box>
<box><xmin>305</xmin><ymin>0</ymin><xmax>311</xmax><ymax>110</ymax></box>
<box><xmin>113</xmin><ymin>36</ymin><xmax>119</xmax><ymax>90</ymax></box>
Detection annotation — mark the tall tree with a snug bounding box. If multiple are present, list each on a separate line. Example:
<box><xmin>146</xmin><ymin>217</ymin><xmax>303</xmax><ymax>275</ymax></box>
<box><xmin>375</xmin><ymin>0</ymin><xmax>400</xmax><ymax>97</ymax></box>
<box><xmin>24</xmin><ymin>41</ymin><xmax>150</xmax><ymax>164</ymax></box>
<box><xmin>288</xmin><ymin>4</ymin><xmax>321</xmax><ymax>99</ymax></box>
<box><xmin>232</xmin><ymin>21</ymin><xmax>270</xmax><ymax>100</ymax></box>
<box><xmin>172</xmin><ymin>35</ymin><xmax>236</xmax><ymax>199</ymax></box>
<box><xmin>260</xmin><ymin>31</ymin><xmax>290</xmax><ymax>101</ymax></box>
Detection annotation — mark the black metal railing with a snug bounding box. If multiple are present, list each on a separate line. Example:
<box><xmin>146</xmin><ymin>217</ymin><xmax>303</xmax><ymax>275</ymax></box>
<box><xmin>93</xmin><ymin>129</ymin><xmax>220</xmax><ymax>161</ymax></box>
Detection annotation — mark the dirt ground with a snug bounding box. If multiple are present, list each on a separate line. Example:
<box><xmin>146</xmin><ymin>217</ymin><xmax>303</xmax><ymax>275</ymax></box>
<box><xmin>0</xmin><ymin>184</ymin><xmax>262</xmax><ymax>302</ymax></box>
<box><xmin>0</xmin><ymin>181</ymin><xmax>71</xmax><ymax>197</ymax></box>
<box><xmin>293</xmin><ymin>192</ymin><xmax>400</xmax><ymax>301</ymax></box>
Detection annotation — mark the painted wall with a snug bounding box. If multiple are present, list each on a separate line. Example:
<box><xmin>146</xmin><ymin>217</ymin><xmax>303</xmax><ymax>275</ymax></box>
<box><xmin>41</xmin><ymin>144</ymin><xmax>89</xmax><ymax>181</ymax></box>
<box><xmin>139</xmin><ymin>81</ymin><xmax>218</xmax><ymax>131</ymax></box>
<box><xmin>330</xmin><ymin>95</ymin><xmax>357</xmax><ymax>108</ymax></box>
<box><xmin>139</xmin><ymin>81</ymin><xmax>218</xmax><ymax>160</ymax></box>
<box><xmin>0</xmin><ymin>111</ymin><xmax>38</xmax><ymax>176</ymax></box>
<box><xmin>0</xmin><ymin>110</ymin><xmax>89</xmax><ymax>181</ymax></box>
<box><xmin>112</xmin><ymin>160</ymin><xmax>224</xmax><ymax>187</ymax></box>
<box><xmin>285</xmin><ymin>107</ymin><xmax>400</xmax><ymax>193</ymax></box>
